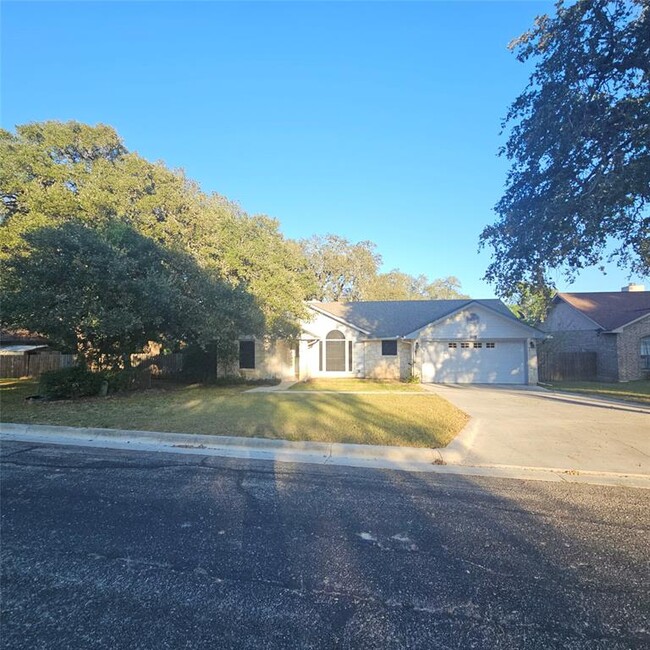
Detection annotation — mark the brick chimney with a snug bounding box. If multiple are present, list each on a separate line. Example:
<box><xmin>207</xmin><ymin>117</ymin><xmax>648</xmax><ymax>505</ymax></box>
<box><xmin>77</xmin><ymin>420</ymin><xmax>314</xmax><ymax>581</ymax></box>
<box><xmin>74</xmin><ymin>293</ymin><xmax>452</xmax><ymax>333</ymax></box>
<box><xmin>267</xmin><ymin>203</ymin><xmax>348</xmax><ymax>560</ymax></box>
<box><xmin>621</xmin><ymin>283</ymin><xmax>645</xmax><ymax>292</ymax></box>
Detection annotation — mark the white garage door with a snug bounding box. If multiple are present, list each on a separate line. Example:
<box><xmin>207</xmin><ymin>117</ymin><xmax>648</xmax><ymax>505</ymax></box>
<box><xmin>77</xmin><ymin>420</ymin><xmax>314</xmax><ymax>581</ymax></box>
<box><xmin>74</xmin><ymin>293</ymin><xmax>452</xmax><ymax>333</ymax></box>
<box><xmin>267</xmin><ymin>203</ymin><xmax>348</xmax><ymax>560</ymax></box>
<box><xmin>421</xmin><ymin>341</ymin><xmax>526</xmax><ymax>384</ymax></box>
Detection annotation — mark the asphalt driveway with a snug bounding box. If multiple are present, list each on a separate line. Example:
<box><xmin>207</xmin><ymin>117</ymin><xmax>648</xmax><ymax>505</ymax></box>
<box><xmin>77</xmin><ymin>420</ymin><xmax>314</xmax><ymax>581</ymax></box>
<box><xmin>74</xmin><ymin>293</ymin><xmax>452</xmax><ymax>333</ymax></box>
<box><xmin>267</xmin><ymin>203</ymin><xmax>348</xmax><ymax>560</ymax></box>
<box><xmin>426</xmin><ymin>385</ymin><xmax>650</xmax><ymax>475</ymax></box>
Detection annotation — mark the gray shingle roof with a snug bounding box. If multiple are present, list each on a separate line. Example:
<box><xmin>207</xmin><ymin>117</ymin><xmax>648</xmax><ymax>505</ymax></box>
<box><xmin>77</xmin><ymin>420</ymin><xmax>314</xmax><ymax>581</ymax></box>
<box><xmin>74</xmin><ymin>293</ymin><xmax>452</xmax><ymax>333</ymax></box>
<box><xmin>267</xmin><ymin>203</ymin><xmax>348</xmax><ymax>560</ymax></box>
<box><xmin>308</xmin><ymin>299</ymin><xmax>520</xmax><ymax>338</ymax></box>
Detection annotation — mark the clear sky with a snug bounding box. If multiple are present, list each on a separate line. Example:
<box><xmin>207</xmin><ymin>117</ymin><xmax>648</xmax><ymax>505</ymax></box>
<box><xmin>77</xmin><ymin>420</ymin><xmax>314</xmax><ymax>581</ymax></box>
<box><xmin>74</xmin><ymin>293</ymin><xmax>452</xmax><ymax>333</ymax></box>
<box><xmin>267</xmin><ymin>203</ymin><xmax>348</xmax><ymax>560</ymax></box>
<box><xmin>2</xmin><ymin>1</ymin><xmax>646</xmax><ymax>297</ymax></box>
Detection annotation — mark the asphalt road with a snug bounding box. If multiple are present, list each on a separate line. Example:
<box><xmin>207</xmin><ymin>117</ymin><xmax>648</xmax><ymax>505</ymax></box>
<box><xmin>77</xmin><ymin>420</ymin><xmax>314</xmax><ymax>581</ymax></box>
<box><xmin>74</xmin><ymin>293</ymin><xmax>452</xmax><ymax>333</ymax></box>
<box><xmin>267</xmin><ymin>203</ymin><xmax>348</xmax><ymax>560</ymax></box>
<box><xmin>1</xmin><ymin>441</ymin><xmax>648</xmax><ymax>649</ymax></box>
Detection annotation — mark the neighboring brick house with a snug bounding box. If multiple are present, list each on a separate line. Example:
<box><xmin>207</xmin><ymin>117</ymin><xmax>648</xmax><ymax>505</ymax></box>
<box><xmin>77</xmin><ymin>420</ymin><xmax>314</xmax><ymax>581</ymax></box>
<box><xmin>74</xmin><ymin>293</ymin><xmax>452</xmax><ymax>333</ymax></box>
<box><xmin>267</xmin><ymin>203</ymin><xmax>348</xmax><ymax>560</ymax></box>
<box><xmin>539</xmin><ymin>287</ymin><xmax>650</xmax><ymax>382</ymax></box>
<box><xmin>235</xmin><ymin>299</ymin><xmax>543</xmax><ymax>385</ymax></box>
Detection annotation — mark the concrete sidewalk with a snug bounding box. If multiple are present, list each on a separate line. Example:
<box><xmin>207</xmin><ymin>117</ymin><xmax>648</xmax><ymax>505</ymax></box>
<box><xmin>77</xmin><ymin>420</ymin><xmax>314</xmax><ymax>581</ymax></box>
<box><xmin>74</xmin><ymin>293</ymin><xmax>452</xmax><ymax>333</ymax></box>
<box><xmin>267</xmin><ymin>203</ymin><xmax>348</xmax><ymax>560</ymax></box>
<box><xmin>244</xmin><ymin>380</ymin><xmax>298</xmax><ymax>392</ymax></box>
<box><xmin>2</xmin><ymin>422</ymin><xmax>649</xmax><ymax>488</ymax></box>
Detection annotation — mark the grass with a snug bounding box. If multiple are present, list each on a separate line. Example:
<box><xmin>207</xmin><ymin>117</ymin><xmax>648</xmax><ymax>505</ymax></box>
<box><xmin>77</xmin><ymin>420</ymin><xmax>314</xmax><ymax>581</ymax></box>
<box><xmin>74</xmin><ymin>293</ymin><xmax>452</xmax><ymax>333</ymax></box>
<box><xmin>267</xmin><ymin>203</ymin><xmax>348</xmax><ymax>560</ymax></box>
<box><xmin>546</xmin><ymin>380</ymin><xmax>650</xmax><ymax>404</ymax></box>
<box><xmin>0</xmin><ymin>378</ymin><xmax>468</xmax><ymax>448</ymax></box>
<box><xmin>289</xmin><ymin>378</ymin><xmax>424</xmax><ymax>392</ymax></box>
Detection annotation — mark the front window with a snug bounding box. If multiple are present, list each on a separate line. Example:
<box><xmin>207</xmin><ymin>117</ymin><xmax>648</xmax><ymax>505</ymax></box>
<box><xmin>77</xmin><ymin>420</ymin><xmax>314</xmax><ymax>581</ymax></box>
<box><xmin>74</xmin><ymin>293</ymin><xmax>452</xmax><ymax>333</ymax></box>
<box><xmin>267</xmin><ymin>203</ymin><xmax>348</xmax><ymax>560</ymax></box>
<box><xmin>239</xmin><ymin>340</ymin><xmax>255</xmax><ymax>369</ymax></box>
<box><xmin>325</xmin><ymin>330</ymin><xmax>346</xmax><ymax>371</ymax></box>
<box><xmin>381</xmin><ymin>340</ymin><xmax>398</xmax><ymax>356</ymax></box>
<box><xmin>641</xmin><ymin>337</ymin><xmax>650</xmax><ymax>370</ymax></box>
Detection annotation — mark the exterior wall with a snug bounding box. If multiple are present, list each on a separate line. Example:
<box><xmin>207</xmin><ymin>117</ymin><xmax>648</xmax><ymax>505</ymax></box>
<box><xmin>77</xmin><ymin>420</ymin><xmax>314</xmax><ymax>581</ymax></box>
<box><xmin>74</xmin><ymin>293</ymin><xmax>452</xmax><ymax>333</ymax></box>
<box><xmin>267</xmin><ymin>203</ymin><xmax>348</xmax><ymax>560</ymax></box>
<box><xmin>413</xmin><ymin>305</ymin><xmax>538</xmax><ymax>384</ymax></box>
<box><xmin>542</xmin><ymin>305</ymin><xmax>650</xmax><ymax>382</ymax></box>
<box><xmin>538</xmin><ymin>329</ymin><xmax>615</xmax><ymax>381</ymax></box>
<box><xmin>298</xmin><ymin>310</ymin><xmax>364</xmax><ymax>378</ymax></box>
<box><xmin>527</xmin><ymin>338</ymin><xmax>539</xmax><ymax>384</ymax></box>
<box><xmin>540</xmin><ymin>302</ymin><xmax>599</xmax><ymax>332</ymax></box>
<box><xmin>541</xmin><ymin>329</ymin><xmax>600</xmax><ymax>354</ymax></box>
<box><xmin>363</xmin><ymin>340</ymin><xmax>412</xmax><ymax>380</ymax></box>
<box><xmin>415</xmin><ymin>304</ymin><xmax>533</xmax><ymax>340</ymax></box>
<box><xmin>617</xmin><ymin>316</ymin><xmax>650</xmax><ymax>381</ymax></box>
<box><xmin>597</xmin><ymin>334</ymin><xmax>619</xmax><ymax>382</ymax></box>
<box><xmin>220</xmin><ymin>338</ymin><xmax>295</xmax><ymax>380</ymax></box>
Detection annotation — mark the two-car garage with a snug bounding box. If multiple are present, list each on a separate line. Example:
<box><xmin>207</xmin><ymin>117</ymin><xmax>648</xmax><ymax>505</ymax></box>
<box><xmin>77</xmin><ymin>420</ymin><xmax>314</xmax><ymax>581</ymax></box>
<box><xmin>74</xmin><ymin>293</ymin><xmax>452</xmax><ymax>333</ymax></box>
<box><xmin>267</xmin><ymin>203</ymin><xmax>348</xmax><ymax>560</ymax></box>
<box><xmin>420</xmin><ymin>340</ymin><xmax>528</xmax><ymax>384</ymax></box>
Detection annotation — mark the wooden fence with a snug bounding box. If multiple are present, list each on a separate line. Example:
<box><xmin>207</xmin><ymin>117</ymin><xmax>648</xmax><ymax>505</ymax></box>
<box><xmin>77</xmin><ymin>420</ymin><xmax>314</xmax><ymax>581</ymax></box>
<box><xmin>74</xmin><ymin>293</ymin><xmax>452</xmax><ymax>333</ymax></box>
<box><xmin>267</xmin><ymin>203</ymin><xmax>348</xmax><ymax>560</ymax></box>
<box><xmin>131</xmin><ymin>352</ymin><xmax>185</xmax><ymax>377</ymax></box>
<box><xmin>0</xmin><ymin>352</ymin><xmax>76</xmax><ymax>378</ymax></box>
<box><xmin>538</xmin><ymin>351</ymin><xmax>597</xmax><ymax>382</ymax></box>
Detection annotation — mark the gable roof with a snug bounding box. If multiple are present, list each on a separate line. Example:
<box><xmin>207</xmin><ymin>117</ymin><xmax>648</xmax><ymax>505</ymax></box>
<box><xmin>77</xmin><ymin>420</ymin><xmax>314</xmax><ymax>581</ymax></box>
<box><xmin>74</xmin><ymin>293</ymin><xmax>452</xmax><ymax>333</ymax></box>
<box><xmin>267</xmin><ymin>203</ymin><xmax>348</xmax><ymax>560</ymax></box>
<box><xmin>308</xmin><ymin>299</ymin><xmax>528</xmax><ymax>338</ymax></box>
<box><xmin>555</xmin><ymin>292</ymin><xmax>650</xmax><ymax>331</ymax></box>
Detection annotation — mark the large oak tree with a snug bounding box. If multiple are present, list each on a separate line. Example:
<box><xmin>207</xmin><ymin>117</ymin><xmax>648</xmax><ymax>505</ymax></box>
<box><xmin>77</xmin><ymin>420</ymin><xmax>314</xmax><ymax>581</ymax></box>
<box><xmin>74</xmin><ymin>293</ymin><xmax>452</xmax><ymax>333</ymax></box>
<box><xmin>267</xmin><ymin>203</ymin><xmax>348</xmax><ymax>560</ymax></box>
<box><xmin>0</xmin><ymin>121</ymin><xmax>313</xmax><ymax>342</ymax></box>
<box><xmin>481</xmin><ymin>0</ymin><xmax>649</xmax><ymax>297</ymax></box>
<box><xmin>1</xmin><ymin>222</ymin><xmax>261</xmax><ymax>368</ymax></box>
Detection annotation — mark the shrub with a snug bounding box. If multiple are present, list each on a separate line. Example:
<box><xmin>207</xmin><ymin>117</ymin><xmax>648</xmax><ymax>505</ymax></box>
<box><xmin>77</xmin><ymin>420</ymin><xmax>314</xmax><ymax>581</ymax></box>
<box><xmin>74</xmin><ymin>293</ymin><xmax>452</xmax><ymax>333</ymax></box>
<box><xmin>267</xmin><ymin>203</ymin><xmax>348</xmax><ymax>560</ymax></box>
<box><xmin>106</xmin><ymin>368</ymin><xmax>152</xmax><ymax>393</ymax></box>
<box><xmin>39</xmin><ymin>366</ymin><xmax>106</xmax><ymax>399</ymax></box>
<box><xmin>177</xmin><ymin>346</ymin><xmax>218</xmax><ymax>383</ymax></box>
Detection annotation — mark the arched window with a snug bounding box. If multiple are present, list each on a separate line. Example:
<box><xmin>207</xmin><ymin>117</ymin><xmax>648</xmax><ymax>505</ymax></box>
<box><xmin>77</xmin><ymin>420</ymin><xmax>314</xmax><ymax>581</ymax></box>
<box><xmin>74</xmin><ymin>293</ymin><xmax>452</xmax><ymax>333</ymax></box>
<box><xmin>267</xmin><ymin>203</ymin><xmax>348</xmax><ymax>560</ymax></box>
<box><xmin>641</xmin><ymin>337</ymin><xmax>650</xmax><ymax>370</ymax></box>
<box><xmin>325</xmin><ymin>330</ymin><xmax>346</xmax><ymax>371</ymax></box>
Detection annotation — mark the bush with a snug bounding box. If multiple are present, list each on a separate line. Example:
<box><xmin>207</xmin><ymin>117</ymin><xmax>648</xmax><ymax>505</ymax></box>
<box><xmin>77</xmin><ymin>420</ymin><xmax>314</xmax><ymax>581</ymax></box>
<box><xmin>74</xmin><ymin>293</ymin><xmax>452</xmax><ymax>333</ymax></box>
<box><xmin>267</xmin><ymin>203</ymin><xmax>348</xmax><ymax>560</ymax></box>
<box><xmin>179</xmin><ymin>345</ymin><xmax>217</xmax><ymax>383</ymax></box>
<box><xmin>39</xmin><ymin>366</ymin><xmax>106</xmax><ymax>399</ymax></box>
<box><xmin>105</xmin><ymin>368</ymin><xmax>152</xmax><ymax>393</ymax></box>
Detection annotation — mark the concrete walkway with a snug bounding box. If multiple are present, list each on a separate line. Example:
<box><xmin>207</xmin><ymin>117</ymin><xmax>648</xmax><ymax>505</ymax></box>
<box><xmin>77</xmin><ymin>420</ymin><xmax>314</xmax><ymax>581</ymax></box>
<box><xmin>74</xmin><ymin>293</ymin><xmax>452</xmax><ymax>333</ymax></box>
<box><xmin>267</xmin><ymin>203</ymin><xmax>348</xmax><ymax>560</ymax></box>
<box><xmin>425</xmin><ymin>384</ymin><xmax>650</xmax><ymax>475</ymax></box>
<box><xmin>244</xmin><ymin>380</ymin><xmax>298</xmax><ymax>392</ymax></box>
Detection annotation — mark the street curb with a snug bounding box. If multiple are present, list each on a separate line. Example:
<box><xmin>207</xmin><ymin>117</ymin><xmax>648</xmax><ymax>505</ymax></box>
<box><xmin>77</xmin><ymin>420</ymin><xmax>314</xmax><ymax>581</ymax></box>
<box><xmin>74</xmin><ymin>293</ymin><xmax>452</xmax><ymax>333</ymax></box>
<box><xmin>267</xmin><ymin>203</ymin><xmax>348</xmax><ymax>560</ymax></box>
<box><xmin>2</xmin><ymin>423</ymin><xmax>649</xmax><ymax>488</ymax></box>
<box><xmin>437</xmin><ymin>418</ymin><xmax>478</xmax><ymax>465</ymax></box>
<box><xmin>0</xmin><ymin>422</ymin><xmax>441</xmax><ymax>464</ymax></box>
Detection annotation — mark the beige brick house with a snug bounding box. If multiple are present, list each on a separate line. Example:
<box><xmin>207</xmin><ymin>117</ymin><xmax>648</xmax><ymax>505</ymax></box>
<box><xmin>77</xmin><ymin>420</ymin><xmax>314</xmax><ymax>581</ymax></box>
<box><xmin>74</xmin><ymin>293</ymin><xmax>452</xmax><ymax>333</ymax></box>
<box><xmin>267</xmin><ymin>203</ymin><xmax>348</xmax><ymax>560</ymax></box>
<box><xmin>539</xmin><ymin>286</ymin><xmax>650</xmax><ymax>382</ymax></box>
<box><xmin>237</xmin><ymin>299</ymin><xmax>542</xmax><ymax>385</ymax></box>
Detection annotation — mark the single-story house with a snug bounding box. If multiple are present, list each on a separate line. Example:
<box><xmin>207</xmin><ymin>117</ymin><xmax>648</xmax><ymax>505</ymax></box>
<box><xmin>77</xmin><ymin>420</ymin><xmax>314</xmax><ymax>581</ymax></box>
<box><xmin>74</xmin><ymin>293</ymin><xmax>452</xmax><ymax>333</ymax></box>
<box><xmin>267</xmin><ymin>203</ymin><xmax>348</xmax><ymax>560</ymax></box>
<box><xmin>235</xmin><ymin>299</ymin><xmax>543</xmax><ymax>385</ymax></box>
<box><xmin>538</xmin><ymin>285</ymin><xmax>650</xmax><ymax>382</ymax></box>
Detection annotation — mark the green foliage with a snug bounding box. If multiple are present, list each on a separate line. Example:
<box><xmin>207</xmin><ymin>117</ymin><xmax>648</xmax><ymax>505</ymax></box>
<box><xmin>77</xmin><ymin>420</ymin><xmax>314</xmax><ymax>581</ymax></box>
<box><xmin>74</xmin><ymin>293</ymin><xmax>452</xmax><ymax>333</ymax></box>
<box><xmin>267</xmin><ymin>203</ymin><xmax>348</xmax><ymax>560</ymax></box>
<box><xmin>481</xmin><ymin>0</ymin><xmax>650</xmax><ymax>296</ymax></box>
<box><xmin>301</xmin><ymin>234</ymin><xmax>467</xmax><ymax>301</ymax></box>
<box><xmin>178</xmin><ymin>344</ymin><xmax>219</xmax><ymax>383</ymax></box>
<box><xmin>0</xmin><ymin>121</ymin><xmax>312</xmax><ymax>340</ymax></box>
<box><xmin>364</xmin><ymin>271</ymin><xmax>467</xmax><ymax>301</ymax></box>
<box><xmin>1</xmin><ymin>221</ymin><xmax>261</xmax><ymax>368</ymax></box>
<box><xmin>300</xmin><ymin>234</ymin><xmax>381</xmax><ymax>302</ymax></box>
<box><xmin>39</xmin><ymin>366</ymin><xmax>105</xmax><ymax>399</ymax></box>
<box><xmin>507</xmin><ymin>282</ymin><xmax>556</xmax><ymax>325</ymax></box>
<box><xmin>105</xmin><ymin>369</ymin><xmax>152</xmax><ymax>393</ymax></box>
<box><xmin>209</xmin><ymin>208</ymin><xmax>315</xmax><ymax>338</ymax></box>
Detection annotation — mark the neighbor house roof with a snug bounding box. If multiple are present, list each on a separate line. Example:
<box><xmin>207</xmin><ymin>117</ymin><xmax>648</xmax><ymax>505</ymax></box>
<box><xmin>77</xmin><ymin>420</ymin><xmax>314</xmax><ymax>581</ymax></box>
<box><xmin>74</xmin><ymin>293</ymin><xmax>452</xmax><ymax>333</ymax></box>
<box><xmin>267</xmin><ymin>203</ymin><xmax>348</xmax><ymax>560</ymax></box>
<box><xmin>555</xmin><ymin>292</ymin><xmax>650</xmax><ymax>331</ymax></box>
<box><xmin>0</xmin><ymin>329</ymin><xmax>49</xmax><ymax>345</ymax></box>
<box><xmin>308</xmin><ymin>299</ymin><xmax>526</xmax><ymax>338</ymax></box>
<box><xmin>0</xmin><ymin>344</ymin><xmax>49</xmax><ymax>355</ymax></box>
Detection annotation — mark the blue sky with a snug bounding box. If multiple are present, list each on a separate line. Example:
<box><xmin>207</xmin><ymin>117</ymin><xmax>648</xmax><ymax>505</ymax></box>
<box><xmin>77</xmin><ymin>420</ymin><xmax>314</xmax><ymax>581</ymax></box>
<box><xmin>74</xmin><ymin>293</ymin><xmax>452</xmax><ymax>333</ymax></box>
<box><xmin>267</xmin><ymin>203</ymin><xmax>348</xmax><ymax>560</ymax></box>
<box><xmin>2</xmin><ymin>1</ymin><xmax>646</xmax><ymax>297</ymax></box>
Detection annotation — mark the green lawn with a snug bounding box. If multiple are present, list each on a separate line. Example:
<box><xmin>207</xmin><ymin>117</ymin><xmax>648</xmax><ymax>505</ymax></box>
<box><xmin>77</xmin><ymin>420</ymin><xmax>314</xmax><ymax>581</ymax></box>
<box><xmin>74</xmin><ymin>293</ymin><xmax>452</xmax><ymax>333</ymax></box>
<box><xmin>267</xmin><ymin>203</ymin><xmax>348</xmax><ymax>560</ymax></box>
<box><xmin>0</xmin><ymin>378</ymin><xmax>468</xmax><ymax>448</ymax></box>
<box><xmin>289</xmin><ymin>378</ymin><xmax>424</xmax><ymax>392</ymax></box>
<box><xmin>546</xmin><ymin>380</ymin><xmax>650</xmax><ymax>404</ymax></box>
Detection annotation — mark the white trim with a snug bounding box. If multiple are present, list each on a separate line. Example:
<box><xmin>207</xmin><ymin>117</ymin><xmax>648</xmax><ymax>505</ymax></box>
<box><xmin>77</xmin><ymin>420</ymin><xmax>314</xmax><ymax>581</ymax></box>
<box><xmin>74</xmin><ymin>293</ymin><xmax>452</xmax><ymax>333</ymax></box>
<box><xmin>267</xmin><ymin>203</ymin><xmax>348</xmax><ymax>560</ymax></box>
<box><xmin>316</xmin><ymin>330</ymin><xmax>355</xmax><ymax>376</ymax></box>
<box><xmin>307</xmin><ymin>303</ymin><xmax>371</xmax><ymax>335</ymax></box>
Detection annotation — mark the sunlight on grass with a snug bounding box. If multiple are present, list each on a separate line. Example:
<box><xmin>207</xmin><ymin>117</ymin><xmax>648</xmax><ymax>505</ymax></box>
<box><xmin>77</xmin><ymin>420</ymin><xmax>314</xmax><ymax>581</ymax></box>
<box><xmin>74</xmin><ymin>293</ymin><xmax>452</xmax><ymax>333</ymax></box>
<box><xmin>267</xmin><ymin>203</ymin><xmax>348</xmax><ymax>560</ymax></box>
<box><xmin>289</xmin><ymin>378</ymin><xmax>424</xmax><ymax>392</ymax></box>
<box><xmin>180</xmin><ymin>399</ymin><xmax>204</xmax><ymax>410</ymax></box>
<box><xmin>548</xmin><ymin>380</ymin><xmax>650</xmax><ymax>404</ymax></box>
<box><xmin>1</xmin><ymin>378</ymin><xmax>468</xmax><ymax>448</ymax></box>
